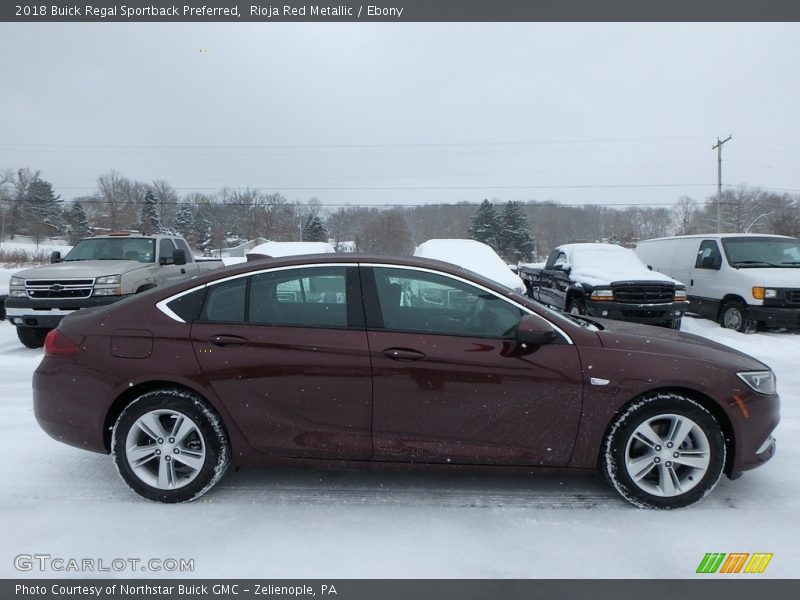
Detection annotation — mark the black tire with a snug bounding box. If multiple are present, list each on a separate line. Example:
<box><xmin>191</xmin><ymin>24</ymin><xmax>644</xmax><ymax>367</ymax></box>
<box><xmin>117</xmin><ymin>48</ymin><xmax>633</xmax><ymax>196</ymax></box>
<box><xmin>719</xmin><ymin>301</ymin><xmax>756</xmax><ymax>333</ymax></box>
<box><xmin>112</xmin><ymin>389</ymin><xmax>230</xmax><ymax>503</ymax></box>
<box><xmin>602</xmin><ymin>392</ymin><xmax>726</xmax><ymax>509</ymax></box>
<box><xmin>567</xmin><ymin>297</ymin><xmax>586</xmax><ymax>316</ymax></box>
<box><xmin>17</xmin><ymin>326</ymin><xmax>49</xmax><ymax>349</ymax></box>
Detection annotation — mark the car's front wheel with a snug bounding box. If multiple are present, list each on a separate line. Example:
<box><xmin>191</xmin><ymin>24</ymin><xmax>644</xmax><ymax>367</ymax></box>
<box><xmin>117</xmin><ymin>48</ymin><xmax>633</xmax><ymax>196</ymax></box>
<box><xmin>568</xmin><ymin>298</ymin><xmax>586</xmax><ymax>316</ymax></box>
<box><xmin>17</xmin><ymin>326</ymin><xmax>49</xmax><ymax>349</ymax></box>
<box><xmin>602</xmin><ymin>393</ymin><xmax>726</xmax><ymax>509</ymax></box>
<box><xmin>112</xmin><ymin>390</ymin><xmax>230</xmax><ymax>503</ymax></box>
<box><xmin>720</xmin><ymin>301</ymin><xmax>756</xmax><ymax>333</ymax></box>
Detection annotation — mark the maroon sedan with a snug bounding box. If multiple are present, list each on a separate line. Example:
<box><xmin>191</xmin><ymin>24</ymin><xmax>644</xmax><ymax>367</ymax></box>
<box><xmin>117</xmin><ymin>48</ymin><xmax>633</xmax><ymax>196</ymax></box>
<box><xmin>33</xmin><ymin>255</ymin><xmax>778</xmax><ymax>508</ymax></box>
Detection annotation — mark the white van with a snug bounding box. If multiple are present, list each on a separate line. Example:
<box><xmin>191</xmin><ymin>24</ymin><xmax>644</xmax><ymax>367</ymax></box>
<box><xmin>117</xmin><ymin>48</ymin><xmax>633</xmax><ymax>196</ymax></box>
<box><xmin>635</xmin><ymin>234</ymin><xmax>800</xmax><ymax>332</ymax></box>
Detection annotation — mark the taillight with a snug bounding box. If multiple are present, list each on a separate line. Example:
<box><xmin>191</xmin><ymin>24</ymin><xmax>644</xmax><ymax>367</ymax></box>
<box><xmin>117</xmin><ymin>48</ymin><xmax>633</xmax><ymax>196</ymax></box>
<box><xmin>44</xmin><ymin>330</ymin><xmax>82</xmax><ymax>358</ymax></box>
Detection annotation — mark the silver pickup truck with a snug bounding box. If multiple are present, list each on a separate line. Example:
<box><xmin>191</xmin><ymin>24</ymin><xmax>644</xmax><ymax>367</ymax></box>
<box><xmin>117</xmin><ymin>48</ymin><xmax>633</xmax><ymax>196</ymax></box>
<box><xmin>4</xmin><ymin>233</ymin><xmax>221</xmax><ymax>347</ymax></box>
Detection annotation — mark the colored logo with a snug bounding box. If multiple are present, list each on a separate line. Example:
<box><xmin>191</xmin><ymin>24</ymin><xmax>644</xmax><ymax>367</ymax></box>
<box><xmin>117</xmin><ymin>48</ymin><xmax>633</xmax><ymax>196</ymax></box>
<box><xmin>696</xmin><ymin>552</ymin><xmax>773</xmax><ymax>574</ymax></box>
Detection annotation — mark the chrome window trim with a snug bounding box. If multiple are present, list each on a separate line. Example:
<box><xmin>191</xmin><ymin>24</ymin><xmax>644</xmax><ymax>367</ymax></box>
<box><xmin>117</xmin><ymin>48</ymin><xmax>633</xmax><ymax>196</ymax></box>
<box><xmin>155</xmin><ymin>261</ymin><xmax>574</xmax><ymax>345</ymax></box>
<box><xmin>155</xmin><ymin>263</ymin><xmax>355</xmax><ymax>324</ymax></box>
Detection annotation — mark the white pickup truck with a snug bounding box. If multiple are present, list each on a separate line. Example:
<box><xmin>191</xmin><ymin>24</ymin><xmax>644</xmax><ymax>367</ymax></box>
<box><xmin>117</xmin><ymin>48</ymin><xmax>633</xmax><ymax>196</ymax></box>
<box><xmin>4</xmin><ymin>233</ymin><xmax>222</xmax><ymax>347</ymax></box>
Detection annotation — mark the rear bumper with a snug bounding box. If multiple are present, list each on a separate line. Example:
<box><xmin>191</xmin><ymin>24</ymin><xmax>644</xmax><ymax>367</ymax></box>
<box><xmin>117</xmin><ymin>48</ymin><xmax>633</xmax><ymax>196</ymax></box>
<box><xmin>4</xmin><ymin>295</ymin><xmax>130</xmax><ymax>328</ymax></box>
<box><xmin>33</xmin><ymin>358</ymin><xmax>112</xmax><ymax>454</ymax></box>
<box><xmin>748</xmin><ymin>305</ymin><xmax>800</xmax><ymax>329</ymax></box>
<box><xmin>585</xmin><ymin>300</ymin><xmax>688</xmax><ymax>325</ymax></box>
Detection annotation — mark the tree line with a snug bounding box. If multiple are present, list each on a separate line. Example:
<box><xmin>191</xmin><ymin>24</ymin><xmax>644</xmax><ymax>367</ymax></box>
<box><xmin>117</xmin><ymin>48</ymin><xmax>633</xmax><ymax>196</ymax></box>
<box><xmin>1</xmin><ymin>166</ymin><xmax>798</xmax><ymax>259</ymax></box>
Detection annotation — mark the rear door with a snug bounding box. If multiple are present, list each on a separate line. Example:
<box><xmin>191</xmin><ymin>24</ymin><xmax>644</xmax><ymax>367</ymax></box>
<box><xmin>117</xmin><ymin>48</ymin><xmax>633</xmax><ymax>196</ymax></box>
<box><xmin>362</xmin><ymin>265</ymin><xmax>583</xmax><ymax>467</ymax></box>
<box><xmin>190</xmin><ymin>265</ymin><xmax>373</xmax><ymax>460</ymax></box>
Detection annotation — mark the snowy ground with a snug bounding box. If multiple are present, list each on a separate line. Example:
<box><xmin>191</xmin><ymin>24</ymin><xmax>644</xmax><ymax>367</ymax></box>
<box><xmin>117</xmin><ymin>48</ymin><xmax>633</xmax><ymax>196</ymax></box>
<box><xmin>0</xmin><ymin>281</ymin><xmax>798</xmax><ymax>578</ymax></box>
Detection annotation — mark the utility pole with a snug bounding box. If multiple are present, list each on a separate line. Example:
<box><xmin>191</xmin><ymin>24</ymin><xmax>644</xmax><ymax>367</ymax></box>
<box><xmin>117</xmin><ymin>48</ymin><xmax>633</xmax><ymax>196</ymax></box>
<box><xmin>712</xmin><ymin>135</ymin><xmax>732</xmax><ymax>232</ymax></box>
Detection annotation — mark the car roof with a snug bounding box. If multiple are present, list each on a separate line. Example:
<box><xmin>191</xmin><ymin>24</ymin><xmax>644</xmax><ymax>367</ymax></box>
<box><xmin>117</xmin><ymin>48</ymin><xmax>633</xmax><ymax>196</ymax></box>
<box><xmin>639</xmin><ymin>233</ymin><xmax>795</xmax><ymax>243</ymax></box>
<box><xmin>165</xmin><ymin>253</ymin><xmax>529</xmax><ymax>303</ymax></box>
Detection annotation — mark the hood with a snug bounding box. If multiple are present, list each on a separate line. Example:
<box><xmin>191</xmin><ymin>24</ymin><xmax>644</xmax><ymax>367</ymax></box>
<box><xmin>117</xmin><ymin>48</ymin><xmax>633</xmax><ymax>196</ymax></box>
<box><xmin>13</xmin><ymin>260</ymin><xmax>149</xmax><ymax>280</ymax></box>
<box><xmin>571</xmin><ymin>266</ymin><xmax>681</xmax><ymax>288</ymax></box>
<box><xmin>729</xmin><ymin>267</ymin><xmax>800</xmax><ymax>288</ymax></box>
<box><xmin>591</xmin><ymin>318</ymin><xmax>768</xmax><ymax>371</ymax></box>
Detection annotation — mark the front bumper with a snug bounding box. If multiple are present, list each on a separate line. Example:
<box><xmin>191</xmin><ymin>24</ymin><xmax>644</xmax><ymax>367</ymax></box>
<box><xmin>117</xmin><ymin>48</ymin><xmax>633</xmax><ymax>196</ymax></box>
<box><xmin>4</xmin><ymin>295</ymin><xmax>131</xmax><ymax>328</ymax></box>
<box><xmin>585</xmin><ymin>300</ymin><xmax>688</xmax><ymax>325</ymax></box>
<box><xmin>748</xmin><ymin>305</ymin><xmax>800</xmax><ymax>329</ymax></box>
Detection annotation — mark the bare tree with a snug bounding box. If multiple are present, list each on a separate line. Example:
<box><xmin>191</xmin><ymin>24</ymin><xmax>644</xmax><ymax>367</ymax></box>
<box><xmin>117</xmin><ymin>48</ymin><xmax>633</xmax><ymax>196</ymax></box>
<box><xmin>673</xmin><ymin>196</ymin><xmax>698</xmax><ymax>235</ymax></box>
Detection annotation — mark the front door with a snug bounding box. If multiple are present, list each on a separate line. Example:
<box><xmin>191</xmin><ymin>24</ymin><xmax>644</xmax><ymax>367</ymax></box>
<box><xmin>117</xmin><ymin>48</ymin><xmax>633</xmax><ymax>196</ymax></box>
<box><xmin>363</xmin><ymin>265</ymin><xmax>584</xmax><ymax>467</ymax></box>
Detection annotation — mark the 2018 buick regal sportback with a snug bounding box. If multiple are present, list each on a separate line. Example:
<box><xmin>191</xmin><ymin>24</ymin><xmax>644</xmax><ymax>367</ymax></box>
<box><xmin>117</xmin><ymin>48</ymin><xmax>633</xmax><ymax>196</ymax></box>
<box><xmin>33</xmin><ymin>255</ymin><xmax>779</xmax><ymax>508</ymax></box>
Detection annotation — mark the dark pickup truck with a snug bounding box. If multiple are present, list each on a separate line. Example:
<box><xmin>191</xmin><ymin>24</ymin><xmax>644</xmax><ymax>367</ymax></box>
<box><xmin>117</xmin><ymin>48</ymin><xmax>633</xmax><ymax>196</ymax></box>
<box><xmin>519</xmin><ymin>243</ymin><xmax>689</xmax><ymax>328</ymax></box>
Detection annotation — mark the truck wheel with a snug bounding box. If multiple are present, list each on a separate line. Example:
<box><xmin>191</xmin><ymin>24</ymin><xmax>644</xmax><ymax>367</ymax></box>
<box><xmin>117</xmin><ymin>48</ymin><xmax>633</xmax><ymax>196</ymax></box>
<box><xmin>720</xmin><ymin>301</ymin><xmax>756</xmax><ymax>333</ymax></box>
<box><xmin>602</xmin><ymin>392</ymin><xmax>726</xmax><ymax>509</ymax></box>
<box><xmin>17</xmin><ymin>327</ymin><xmax>49</xmax><ymax>349</ymax></box>
<box><xmin>112</xmin><ymin>389</ymin><xmax>231</xmax><ymax>503</ymax></box>
<box><xmin>568</xmin><ymin>298</ymin><xmax>586</xmax><ymax>316</ymax></box>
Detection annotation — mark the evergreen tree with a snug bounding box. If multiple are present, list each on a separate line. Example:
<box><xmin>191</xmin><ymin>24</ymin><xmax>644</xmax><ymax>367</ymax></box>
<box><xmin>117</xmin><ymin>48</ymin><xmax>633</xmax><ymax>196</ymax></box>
<box><xmin>174</xmin><ymin>203</ymin><xmax>195</xmax><ymax>241</ymax></box>
<box><xmin>140</xmin><ymin>190</ymin><xmax>162</xmax><ymax>234</ymax></box>
<box><xmin>302</xmin><ymin>214</ymin><xmax>329</xmax><ymax>242</ymax></box>
<box><xmin>68</xmin><ymin>201</ymin><xmax>91</xmax><ymax>244</ymax></box>
<box><xmin>468</xmin><ymin>199</ymin><xmax>501</xmax><ymax>250</ymax></box>
<box><xmin>498</xmin><ymin>201</ymin><xmax>535</xmax><ymax>263</ymax></box>
<box><xmin>24</xmin><ymin>177</ymin><xmax>64</xmax><ymax>242</ymax></box>
<box><xmin>192</xmin><ymin>212</ymin><xmax>212</xmax><ymax>251</ymax></box>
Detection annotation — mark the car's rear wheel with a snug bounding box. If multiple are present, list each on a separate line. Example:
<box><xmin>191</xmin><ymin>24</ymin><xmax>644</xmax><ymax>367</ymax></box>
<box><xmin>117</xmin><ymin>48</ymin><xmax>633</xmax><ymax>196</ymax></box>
<box><xmin>602</xmin><ymin>393</ymin><xmax>726</xmax><ymax>509</ymax></box>
<box><xmin>112</xmin><ymin>390</ymin><xmax>230</xmax><ymax>503</ymax></box>
<box><xmin>17</xmin><ymin>326</ymin><xmax>49</xmax><ymax>349</ymax></box>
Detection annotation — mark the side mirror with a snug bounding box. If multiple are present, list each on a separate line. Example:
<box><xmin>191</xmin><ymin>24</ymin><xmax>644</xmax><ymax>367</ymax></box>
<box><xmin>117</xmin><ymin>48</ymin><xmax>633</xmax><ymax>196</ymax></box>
<box><xmin>50</xmin><ymin>251</ymin><xmax>62</xmax><ymax>264</ymax></box>
<box><xmin>173</xmin><ymin>249</ymin><xmax>187</xmax><ymax>266</ymax></box>
<box><xmin>701</xmin><ymin>256</ymin><xmax>719</xmax><ymax>270</ymax></box>
<box><xmin>515</xmin><ymin>314</ymin><xmax>558</xmax><ymax>346</ymax></box>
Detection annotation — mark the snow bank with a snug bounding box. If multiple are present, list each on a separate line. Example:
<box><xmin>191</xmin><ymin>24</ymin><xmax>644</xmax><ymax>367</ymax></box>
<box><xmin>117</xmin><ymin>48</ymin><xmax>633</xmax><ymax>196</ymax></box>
<box><xmin>247</xmin><ymin>241</ymin><xmax>336</xmax><ymax>259</ymax></box>
<box><xmin>414</xmin><ymin>239</ymin><xmax>526</xmax><ymax>293</ymax></box>
<box><xmin>560</xmin><ymin>243</ymin><xmax>684</xmax><ymax>287</ymax></box>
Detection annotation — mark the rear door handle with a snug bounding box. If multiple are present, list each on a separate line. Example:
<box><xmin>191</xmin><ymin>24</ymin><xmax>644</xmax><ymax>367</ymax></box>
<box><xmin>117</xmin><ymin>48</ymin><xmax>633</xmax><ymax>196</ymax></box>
<box><xmin>383</xmin><ymin>347</ymin><xmax>426</xmax><ymax>361</ymax></box>
<box><xmin>208</xmin><ymin>335</ymin><xmax>249</xmax><ymax>347</ymax></box>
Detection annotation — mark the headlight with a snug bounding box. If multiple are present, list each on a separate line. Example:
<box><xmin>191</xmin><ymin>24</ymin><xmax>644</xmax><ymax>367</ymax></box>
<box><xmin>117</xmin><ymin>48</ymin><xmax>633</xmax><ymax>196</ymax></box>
<box><xmin>674</xmin><ymin>288</ymin><xmax>688</xmax><ymax>301</ymax></box>
<box><xmin>590</xmin><ymin>289</ymin><xmax>614</xmax><ymax>301</ymax></box>
<box><xmin>10</xmin><ymin>276</ymin><xmax>25</xmax><ymax>287</ymax></box>
<box><xmin>752</xmin><ymin>287</ymin><xmax>778</xmax><ymax>300</ymax></box>
<box><xmin>93</xmin><ymin>288</ymin><xmax>121</xmax><ymax>296</ymax></box>
<box><xmin>9</xmin><ymin>289</ymin><xmax>26</xmax><ymax>297</ymax></box>
<box><xmin>95</xmin><ymin>274</ymin><xmax>121</xmax><ymax>285</ymax></box>
<box><xmin>737</xmin><ymin>370</ymin><xmax>776</xmax><ymax>395</ymax></box>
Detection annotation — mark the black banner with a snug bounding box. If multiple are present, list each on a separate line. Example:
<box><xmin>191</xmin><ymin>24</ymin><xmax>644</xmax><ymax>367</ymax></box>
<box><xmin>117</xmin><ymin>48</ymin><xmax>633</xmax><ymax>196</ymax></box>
<box><xmin>3</xmin><ymin>0</ymin><xmax>800</xmax><ymax>22</ymax></box>
<box><xmin>5</xmin><ymin>580</ymin><xmax>800</xmax><ymax>600</ymax></box>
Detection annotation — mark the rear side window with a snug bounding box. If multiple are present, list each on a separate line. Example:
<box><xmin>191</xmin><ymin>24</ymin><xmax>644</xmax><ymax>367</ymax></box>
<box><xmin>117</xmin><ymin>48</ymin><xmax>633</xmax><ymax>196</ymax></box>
<box><xmin>165</xmin><ymin>287</ymin><xmax>207</xmax><ymax>322</ymax></box>
<box><xmin>202</xmin><ymin>278</ymin><xmax>247</xmax><ymax>323</ymax></box>
<box><xmin>198</xmin><ymin>266</ymin><xmax>356</xmax><ymax>328</ymax></box>
<box><xmin>249</xmin><ymin>266</ymin><xmax>348</xmax><ymax>329</ymax></box>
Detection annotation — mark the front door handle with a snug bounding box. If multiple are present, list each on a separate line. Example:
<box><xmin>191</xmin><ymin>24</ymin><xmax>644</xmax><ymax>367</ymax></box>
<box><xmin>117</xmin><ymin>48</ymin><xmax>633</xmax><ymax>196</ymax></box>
<box><xmin>383</xmin><ymin>347</ymin><xmax>426</xmax><ymax>361</ymax></box>
<box><xmin>208</xmin><ymin>335</ymin><xmax>249</xmax><ymax>347</ymax></box>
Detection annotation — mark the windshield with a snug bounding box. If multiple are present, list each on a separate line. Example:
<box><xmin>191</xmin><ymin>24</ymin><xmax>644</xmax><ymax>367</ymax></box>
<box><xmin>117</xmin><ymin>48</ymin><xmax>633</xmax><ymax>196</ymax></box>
<box><xmin>64</xmin><ymin>238</ymin><xmax>156</xmax><ymax>263</ymax></box>
<box><xmin>721</xmin><ymin>237</ymin><xmax>800</xmax><ymax>268</ymax></box>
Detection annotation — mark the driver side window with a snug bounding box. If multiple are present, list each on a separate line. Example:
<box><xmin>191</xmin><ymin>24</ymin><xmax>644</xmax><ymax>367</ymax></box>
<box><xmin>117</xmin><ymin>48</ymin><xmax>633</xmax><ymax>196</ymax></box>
<box><xmin>371</xmin><ymin>267</ymin><xmax>524</xmax><ymax>338</ymax></box>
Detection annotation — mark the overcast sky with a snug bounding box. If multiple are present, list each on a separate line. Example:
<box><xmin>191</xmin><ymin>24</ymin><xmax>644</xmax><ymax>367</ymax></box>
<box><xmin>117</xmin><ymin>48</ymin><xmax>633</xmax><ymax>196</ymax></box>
<box><xmin>1</xmin><ymin>22</ymin><xmax>799</xmax><ymax>208</ymax></box>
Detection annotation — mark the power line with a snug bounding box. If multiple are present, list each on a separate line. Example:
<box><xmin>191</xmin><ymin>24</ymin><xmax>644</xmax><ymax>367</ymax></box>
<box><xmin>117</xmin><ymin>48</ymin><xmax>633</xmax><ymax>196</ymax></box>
<box><xmin>0</xmin><ymin>136</ymin><xmax>709</xmax><ymax>151</ymax></box>
<box><xmin>52</xmin><ymin>182</ymin><xmax>716</xmax><ymax>192</ymax></box>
